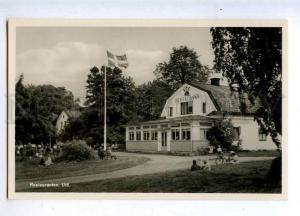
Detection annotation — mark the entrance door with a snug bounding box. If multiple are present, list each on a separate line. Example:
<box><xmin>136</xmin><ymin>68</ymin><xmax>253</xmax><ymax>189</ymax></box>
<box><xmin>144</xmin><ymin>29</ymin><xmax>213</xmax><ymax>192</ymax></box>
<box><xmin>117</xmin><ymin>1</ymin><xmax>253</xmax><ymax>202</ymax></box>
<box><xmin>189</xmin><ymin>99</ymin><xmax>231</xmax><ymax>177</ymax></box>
<box><xmin>161</xmin><ymin>131</ymin><xmax>167</xmax><ymax>151</ymax></box>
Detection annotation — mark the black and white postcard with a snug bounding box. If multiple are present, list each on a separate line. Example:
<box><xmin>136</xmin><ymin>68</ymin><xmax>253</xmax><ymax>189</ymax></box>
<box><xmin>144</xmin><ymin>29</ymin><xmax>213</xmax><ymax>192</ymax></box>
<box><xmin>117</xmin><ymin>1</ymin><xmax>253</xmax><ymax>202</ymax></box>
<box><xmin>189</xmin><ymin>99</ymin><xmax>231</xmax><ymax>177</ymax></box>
<box><xmin>7</xmin><ymin>19</ymin><xmax>287</xmax><ymax>199</ymax></box>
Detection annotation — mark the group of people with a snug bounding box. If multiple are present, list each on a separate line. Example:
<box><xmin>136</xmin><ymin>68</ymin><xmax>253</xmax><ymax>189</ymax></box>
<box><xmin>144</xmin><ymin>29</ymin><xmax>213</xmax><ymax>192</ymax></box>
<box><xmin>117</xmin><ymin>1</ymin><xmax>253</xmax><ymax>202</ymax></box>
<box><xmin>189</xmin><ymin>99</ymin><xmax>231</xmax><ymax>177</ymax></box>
<box><xmin>16</xmin><ymin>143</ymin><xmax>62</xmax><ymax>166</ymax></box>
<box><xmin>191</xmin><ymin>145</ymin><xmax>239</xmax><ymax>171</ymax></box>
<box><xmin>97</xmin><ymin>145</ymin><xmax>116</xmax><ymax>160</ymax></box>
<box><xmin>217</xmin><ymin>145</ymin><xmax>239</xmax><ymax>164</ymax></box>
<box><xmin>191</xmin><ymin>159</ymin><xmax>211</xmax><ymax>171</ymax></box>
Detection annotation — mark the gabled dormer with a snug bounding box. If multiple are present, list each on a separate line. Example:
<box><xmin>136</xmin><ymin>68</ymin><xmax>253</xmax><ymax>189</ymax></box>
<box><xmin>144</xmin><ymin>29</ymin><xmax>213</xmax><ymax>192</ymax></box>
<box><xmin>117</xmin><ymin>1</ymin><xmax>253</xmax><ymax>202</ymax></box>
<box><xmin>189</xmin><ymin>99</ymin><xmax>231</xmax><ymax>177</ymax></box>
<box><xmin>161</xmin><ymin>79</ymin><xmax>262</xmax><ymax>119</ymax></box>
<box><xmin>161</xmin><ymin>83</ymin><xmax>218</xmax><ymax>119</ymax></box>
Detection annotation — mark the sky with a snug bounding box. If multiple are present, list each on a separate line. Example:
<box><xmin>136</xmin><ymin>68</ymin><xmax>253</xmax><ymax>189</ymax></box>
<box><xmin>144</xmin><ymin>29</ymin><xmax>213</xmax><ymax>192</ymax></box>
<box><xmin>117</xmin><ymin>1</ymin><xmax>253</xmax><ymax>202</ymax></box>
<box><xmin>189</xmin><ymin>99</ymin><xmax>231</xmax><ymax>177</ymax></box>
<box><xmin>16</xmin><ymin>27</ymin><xmax>214</xmax><ymax>103</ymax></box>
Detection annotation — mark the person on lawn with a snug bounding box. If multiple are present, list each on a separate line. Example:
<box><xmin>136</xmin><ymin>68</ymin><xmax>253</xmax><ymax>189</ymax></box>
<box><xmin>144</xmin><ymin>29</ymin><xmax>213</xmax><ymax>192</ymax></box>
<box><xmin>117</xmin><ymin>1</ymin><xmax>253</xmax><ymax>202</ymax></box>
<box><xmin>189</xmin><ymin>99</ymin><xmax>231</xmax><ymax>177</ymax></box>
<box><xmin>229</xmin><ymin>151</ymin><xmax>239</xmax><ymax>164</ymax></box>
<box><xmin>217</xmin><ymin>145</ymin><xmax>222</xmax><ymax>155</ymax></box>
<box><xmin>98</xmin><ymin>146</ymin><xmax>106</xmax><ymax>160</ymax></box>
<box><xmin>191</xmin><ymin>160</ymin><xmax>201</xmax><ymax>171</ymax></box>
<box><xmin>198</xmin><ymin>159</ymin><xmax>205</xmax><ymax>169</ymax></box>
<box><xmin>203</xmin><ymin>159</ymin><xmax>211</xmax><ymax>171</ymax></box>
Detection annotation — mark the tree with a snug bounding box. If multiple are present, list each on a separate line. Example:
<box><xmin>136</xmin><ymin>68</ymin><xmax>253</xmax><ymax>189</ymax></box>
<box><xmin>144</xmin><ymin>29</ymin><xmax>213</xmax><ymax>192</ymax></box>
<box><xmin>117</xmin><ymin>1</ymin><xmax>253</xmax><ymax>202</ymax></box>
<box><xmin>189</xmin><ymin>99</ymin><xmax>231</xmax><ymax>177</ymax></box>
<box><xmin>83</xmin><ymin>66</ymin><xmax>136</xmax><ymax>145</ymax></box>
<box><xmin>15</xmin><ymin>74</ymin><xmax>31</xmax><ymax>145</ymax></box>
<box><xmin>15</xmin><ymin>74</ymin><xmax>79</xmax><ymax>145</ymax></box>
<box><xmin>154</xmin><ymin>45</ymin><xmax>210</xmax><ymax>90</ymax></box>
<box><xmin>135</xmin><ymin>80</ymin><xmax>173</xmax><ymax>121</ymax></box>
<box><xmin>210</xmin><ymin>27</ymin><xmax>282</xmax><ymax>148</ymax></box>
<box><xmin>58</xmin><ymin>116</ymin><xmax>84</xmax><ymax>142</ymax></box>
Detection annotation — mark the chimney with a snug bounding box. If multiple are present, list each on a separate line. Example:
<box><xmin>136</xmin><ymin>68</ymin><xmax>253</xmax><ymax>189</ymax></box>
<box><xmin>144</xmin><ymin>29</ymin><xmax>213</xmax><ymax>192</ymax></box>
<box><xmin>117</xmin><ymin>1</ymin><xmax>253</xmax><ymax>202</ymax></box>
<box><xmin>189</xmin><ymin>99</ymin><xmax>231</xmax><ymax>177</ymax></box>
<box><xmin>210</xmin><ymin>78</ymin><xmax>220</xmax><ymax>86</ymax></box>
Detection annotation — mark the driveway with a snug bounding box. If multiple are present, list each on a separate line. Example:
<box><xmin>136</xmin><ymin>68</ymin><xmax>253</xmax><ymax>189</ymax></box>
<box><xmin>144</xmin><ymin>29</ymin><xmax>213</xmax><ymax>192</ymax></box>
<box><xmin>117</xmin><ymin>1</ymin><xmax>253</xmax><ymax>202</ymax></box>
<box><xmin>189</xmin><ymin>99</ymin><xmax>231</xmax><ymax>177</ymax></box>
<box><xmin>16</xmin><ymin>152</ymin><xmax>274</xmax><ymax>191</ymax></box>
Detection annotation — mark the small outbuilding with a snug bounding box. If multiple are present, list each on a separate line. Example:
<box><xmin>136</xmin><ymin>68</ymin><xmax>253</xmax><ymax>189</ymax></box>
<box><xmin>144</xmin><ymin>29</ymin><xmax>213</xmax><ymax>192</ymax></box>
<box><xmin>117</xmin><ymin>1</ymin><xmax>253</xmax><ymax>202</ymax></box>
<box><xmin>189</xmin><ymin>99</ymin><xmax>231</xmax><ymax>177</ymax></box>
<box><xmin>56</xmin><ymin>110</ymin><xmax>81</xmax><ymax>133</ymax></box>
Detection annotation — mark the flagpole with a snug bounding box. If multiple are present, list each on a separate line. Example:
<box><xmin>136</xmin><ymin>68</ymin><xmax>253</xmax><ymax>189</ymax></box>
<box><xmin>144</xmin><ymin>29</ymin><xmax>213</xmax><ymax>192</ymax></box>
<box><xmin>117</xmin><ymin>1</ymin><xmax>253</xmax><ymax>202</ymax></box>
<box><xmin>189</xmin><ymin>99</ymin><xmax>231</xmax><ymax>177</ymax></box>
<box><xmin>104</xmin><ymin>65</ymin><xmax>107</xmax><ymax>151</ymax></box>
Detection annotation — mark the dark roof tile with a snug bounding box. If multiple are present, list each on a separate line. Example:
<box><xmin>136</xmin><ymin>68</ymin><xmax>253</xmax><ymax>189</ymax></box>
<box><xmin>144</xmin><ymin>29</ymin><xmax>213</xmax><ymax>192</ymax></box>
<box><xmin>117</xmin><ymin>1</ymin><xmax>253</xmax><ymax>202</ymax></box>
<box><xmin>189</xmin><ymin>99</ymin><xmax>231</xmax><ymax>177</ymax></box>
<box><xmin>190</xmin><ymin>82</ymin><xmax>261</xmax><ymax>114</ymax></box>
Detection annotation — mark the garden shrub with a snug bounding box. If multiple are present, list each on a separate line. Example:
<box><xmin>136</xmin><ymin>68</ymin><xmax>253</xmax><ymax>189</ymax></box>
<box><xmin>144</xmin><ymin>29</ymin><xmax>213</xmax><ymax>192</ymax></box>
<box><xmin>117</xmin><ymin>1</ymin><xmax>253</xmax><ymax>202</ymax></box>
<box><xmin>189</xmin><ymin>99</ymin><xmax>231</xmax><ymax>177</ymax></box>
<box><xmin>207</xmin><ymin>117</ymin><xmax>235</xmax><ymax>150</ymax></box>
<box><xmin>59</xmin><ymin>140</ymin><xmax>95</xmax><ymax>162</ymax></box>
<box><xmin>196</xmin><ymin>147</ymin><xmax>210</xmax><ymax>155</ymax></box>
<box><xmin>229</xmin><ymin>139</ymin><xmax>243</xmax><ymax>152</ymax></box>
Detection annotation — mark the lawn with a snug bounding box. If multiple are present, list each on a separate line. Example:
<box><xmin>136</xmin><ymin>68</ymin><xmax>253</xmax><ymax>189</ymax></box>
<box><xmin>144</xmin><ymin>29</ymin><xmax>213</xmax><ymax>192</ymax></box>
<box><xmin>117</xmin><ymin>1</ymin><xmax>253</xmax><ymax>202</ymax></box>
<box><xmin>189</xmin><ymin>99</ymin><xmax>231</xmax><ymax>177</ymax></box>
<box><xmin>22</xmin><ymin>159</ymin><xmax>281</xmax><ymax>193</ymax></box>
<box><xmin>126</xmin><ymin>150</ymin><xmax>280</xmax><ymax>157</ymax></box>
<box><xmin>16</xmin><ymin>155</ymin><xmax>149</xmax><ymax>181</ymax></box>
<box><xmin>237</xmin><ymin>150</ymin><xmax>280</xmax><ymax>157</ymax></box>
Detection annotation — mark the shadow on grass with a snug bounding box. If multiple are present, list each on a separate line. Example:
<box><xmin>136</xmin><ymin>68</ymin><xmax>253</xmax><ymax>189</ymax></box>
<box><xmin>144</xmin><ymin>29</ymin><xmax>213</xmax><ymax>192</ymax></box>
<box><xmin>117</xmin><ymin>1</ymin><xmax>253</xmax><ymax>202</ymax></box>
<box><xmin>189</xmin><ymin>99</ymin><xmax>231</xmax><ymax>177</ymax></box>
<box><xmin>20</xmin><ymin>159</ymin><xmax>281</xmax><ymax>193</ymax></box>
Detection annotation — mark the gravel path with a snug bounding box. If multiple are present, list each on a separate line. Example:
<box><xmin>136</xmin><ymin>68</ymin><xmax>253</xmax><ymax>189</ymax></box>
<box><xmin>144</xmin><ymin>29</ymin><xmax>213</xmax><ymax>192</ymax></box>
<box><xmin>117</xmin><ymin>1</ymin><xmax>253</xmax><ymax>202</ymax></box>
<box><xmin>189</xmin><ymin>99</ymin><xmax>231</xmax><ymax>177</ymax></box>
<box><xmin>16</xmin><ymin>152</ymin><xmax>274</xmax><ymax>191</ymax></box>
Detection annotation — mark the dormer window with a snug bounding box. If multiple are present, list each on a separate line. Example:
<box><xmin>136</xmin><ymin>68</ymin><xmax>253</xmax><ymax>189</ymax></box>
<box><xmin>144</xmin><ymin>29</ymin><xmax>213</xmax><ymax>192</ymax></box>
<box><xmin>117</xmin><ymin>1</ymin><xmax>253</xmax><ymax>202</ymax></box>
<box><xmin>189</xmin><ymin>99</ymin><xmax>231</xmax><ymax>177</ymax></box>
<box><xmin>181</xmin><ymin>101</ymin><xmax>193</xmax><ymax>115</ymax></box>
<box><xmin>202</xmin><ymin>102</ymin><xmax>206</xmax><ymax>113</ymax></box>
<box><xmin>169</xmin><ymin>107</ymin><xmax>173</xmax><ymax>117</ymax></box>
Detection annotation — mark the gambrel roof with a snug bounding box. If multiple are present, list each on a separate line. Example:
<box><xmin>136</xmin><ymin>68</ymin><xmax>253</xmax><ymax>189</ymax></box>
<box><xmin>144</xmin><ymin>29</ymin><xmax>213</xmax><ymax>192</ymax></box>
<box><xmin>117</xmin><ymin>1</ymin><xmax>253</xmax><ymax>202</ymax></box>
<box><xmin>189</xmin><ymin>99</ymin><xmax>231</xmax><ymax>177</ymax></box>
<box><xmin>190</xmin><ymin>82</ymin><xmax>261</xmax><ymax>115</ymax></box>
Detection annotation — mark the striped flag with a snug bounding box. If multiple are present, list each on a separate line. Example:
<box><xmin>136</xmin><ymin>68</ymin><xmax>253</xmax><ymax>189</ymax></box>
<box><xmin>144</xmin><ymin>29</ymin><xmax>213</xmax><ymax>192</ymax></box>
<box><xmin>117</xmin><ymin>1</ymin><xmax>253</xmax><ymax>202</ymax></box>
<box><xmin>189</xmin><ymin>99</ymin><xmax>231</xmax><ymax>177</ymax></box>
<box><xmin>107</xmin><ymin>51</ymin><xmax>129</xmax><ymax>69</ymax></box>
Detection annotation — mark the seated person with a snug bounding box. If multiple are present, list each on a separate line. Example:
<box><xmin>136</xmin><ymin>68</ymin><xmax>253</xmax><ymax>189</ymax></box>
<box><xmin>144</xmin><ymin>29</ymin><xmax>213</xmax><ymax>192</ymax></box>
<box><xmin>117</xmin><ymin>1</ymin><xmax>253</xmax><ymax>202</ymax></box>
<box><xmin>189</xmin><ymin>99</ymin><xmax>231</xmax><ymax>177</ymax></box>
<box><xmin>106</xmin><ymin>147</ymin><xmax>112</xmax><ymax>156</ymax></box>
<box><xmin>45</xmin><ymin>156</ymin><xmax>53</xmax><ymax>166</ymax></box>
<box><xmin>229</xmin><ymin>151</ymin><xmax>239</xmax><ymax>163</ymax></box>
<box><xmin>38</xmin><ymin>157</ymin><xmax>45</xmax><ymax>166</ymax></box>
<box><xmin>202</xmin><ymin>160</ymin><xmax>211</xmax><ymax>171</ymax></box>
<box><xmin>98</xmin><ymin>147</ymin><xmax>106</xmax><ymax>160</ymax></box>
<box><xmin>191</xmin><ymin>160</ymin><xmax>200</xmax><ymax>171</ymax></box>
<box><xmin>217</xmin><ymin>145</ymin><xmax>223</xmax><ymax>155</ymax></box>
<box><xmin>198</xmin><ymin>159</ymin><xmax>205</xmax><ymax>169</ymax></box>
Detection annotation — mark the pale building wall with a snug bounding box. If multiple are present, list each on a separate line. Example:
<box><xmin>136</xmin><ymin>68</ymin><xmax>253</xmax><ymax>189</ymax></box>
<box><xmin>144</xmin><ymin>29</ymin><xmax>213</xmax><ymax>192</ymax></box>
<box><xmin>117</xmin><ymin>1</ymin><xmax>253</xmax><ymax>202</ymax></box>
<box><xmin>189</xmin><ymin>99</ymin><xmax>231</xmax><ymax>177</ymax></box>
<box><xmin>170</xmin><ymin>141</ymin><xmax>192</xmax><ymax>152</ymax></box>
<box><xmin>231</xmin><ymin>116</ymin><xmax>277</xmax><ymax>150</ymax></box>
<box><xmin>157</xmin><ymin>131</ymin><xmax>162</xmax><ymax>151</ymax></box>
<box><xmin>56</xmin><ymin>111</ymin><xmax>69</xmax><ymax>133</ymax></box>
<box><xmin>192</xmin><ymin>140</ymin><xmax>210</xmax><ymax>151</ymax></box>
<box><xmin>126</xmin><ymin>141</ymin><xmax>158</xmax><ymax>151</ymax></box>
<box><xmin>167</xmin><ymin>130</ymin><xmax>171</xmax><ymax>151</ymax></box>
<box><xmin>161</xmin><ymin>84</ymin><xmax>217</xmax><ymax>118</ymax></box>
<box><xmin>191</xmin><ymin>120</ymin><xmax>211</xmax><ymax>150</ymax></box>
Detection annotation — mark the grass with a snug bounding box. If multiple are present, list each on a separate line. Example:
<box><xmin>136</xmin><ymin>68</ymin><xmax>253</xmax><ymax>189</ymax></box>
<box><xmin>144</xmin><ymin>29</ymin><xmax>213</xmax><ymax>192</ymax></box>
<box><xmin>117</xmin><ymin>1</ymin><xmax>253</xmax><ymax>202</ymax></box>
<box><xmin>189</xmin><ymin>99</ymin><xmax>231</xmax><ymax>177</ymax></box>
<box><xmin>237</xmin><ymin>150</ymin><xmax>280</xmax><ymax>157</ymax></box>
<box><xmin>126</xmin><ymin>150</ymin><xmax>280</xmax><ymax>157</ymax></box>
<box><xmin>16</xmin><ymin>155</ymin><xmax>149</xmax><ymax>181</ymax></box>
<box><xmin>21</xmin><ymin>159</ymin><xmax>281</xmax><ymax>193</ymax></box>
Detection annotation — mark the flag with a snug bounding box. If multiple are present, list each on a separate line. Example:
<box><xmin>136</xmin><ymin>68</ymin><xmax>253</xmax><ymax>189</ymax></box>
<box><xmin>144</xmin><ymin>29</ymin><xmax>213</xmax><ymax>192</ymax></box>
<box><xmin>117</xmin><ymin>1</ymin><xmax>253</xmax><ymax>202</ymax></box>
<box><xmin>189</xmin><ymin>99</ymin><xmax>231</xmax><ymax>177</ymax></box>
<box><xmin>107</xmin><ymin>51</ymin><xmax>128</xmax><ymax>69</ymax></box>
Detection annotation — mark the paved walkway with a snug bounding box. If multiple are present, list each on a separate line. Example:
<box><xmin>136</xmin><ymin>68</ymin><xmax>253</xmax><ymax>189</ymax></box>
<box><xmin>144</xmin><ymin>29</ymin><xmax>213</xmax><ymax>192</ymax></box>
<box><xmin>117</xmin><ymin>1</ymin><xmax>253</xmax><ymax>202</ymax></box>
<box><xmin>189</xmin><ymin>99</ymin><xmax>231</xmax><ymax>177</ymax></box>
<box><xmin>16</xmin><ymin>152</ymin><xmax>274</xmax><ymax>191</ymax></box>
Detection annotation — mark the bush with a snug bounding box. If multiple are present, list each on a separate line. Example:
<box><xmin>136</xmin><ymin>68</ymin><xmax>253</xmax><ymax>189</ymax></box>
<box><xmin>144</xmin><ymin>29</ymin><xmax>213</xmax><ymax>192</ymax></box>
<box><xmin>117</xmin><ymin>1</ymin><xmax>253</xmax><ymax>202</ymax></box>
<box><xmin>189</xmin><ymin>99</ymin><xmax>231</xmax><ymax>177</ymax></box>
<box><xmin>207</xmin><ymin>117</ymin><xmax>235</xmax><ymax>150</ymax></box>
<box><xmin>229</xmin><ymin>139</ymin><xmax>243</xmax><ymax>152</ymax></box>
<box><xmin>196</xmin><ymin>147</ymin><xmax>210</xmax><ymax>155</ymax></box>
<box><xmin>59</xmin><ymin>140</ymin><xmax>95</xmax><ymax>162</ymax></box>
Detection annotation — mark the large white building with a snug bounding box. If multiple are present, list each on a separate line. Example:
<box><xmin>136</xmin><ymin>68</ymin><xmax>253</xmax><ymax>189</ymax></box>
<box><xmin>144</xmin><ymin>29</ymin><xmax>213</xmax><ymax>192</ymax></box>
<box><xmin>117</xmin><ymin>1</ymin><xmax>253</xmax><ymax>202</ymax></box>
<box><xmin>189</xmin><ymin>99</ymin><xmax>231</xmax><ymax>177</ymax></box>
<box><xmin>125</xmin><ymin>78</ymin><xmax>277</xmax><ymax>152</ymax></box>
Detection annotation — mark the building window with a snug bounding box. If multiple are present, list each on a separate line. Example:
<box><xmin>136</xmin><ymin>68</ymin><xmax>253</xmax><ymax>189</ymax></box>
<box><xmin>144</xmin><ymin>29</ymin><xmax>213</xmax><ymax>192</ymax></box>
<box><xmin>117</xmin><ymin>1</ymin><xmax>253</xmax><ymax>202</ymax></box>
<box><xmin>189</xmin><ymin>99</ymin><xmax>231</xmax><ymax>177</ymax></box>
<box><xmin>258</xmin><ymin>128</ymin><xmax>267</xmax><ymax>141</ymax></box>
<box><xmin>233</xmin><ymin>127</ymin><xmax>241</xmax><ymax>141</ymax></box>
<box><xmin>181</xmin><ymin>101</ymin><xmax>193</xmax><ymax>115</ymax></box>
<box><xmin>202</xmin><ymin>102</ymin><xmax>206</xmax><ymax>113</ymax></box>
<box><xmin>181</xmin><ymin>128</ymin><xmax>191</xmax><ymax>140</ymax></box>
<box><xmin>129</xmin><ymin>132</ymin><xmax>135</xmax><ymax>141</ymax></box>
<box><xmin>169</xmin><ymin>107</ymin><xmax>173</xmax><ymax>117</ymax></box>
<box><xmin>151</xmin><ymin>131</ymin><xmax>158</xmax><ymax>140</ymax></box>
<box><xmin>172</xmin><ymin>129</ymin><xmax>180</xmax><ymax>140</ymax></box>
<box><xmin>200</xmin><ymin>128</ymin><xmax>209</xmax><ymax>140</ymax></box>
<box><xmin>143</xmin><ymin>131</ymin><xmax>150</xmax><ymax>140</ymax></box>
<box><xmin>136</xmin><ymin>131</ymin><xmax>141</xmax><ymax>141</ymax></box>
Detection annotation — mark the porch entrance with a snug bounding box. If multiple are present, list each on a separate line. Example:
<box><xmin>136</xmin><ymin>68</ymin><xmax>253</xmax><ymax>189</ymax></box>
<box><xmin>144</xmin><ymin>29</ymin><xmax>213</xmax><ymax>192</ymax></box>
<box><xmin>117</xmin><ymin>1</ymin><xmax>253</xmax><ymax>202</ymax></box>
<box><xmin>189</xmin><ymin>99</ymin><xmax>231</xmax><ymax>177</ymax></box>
<box><xmin>161</xmin><ymin>131</ymin><xmax>168</xmax><ymax>151</ymax></box>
